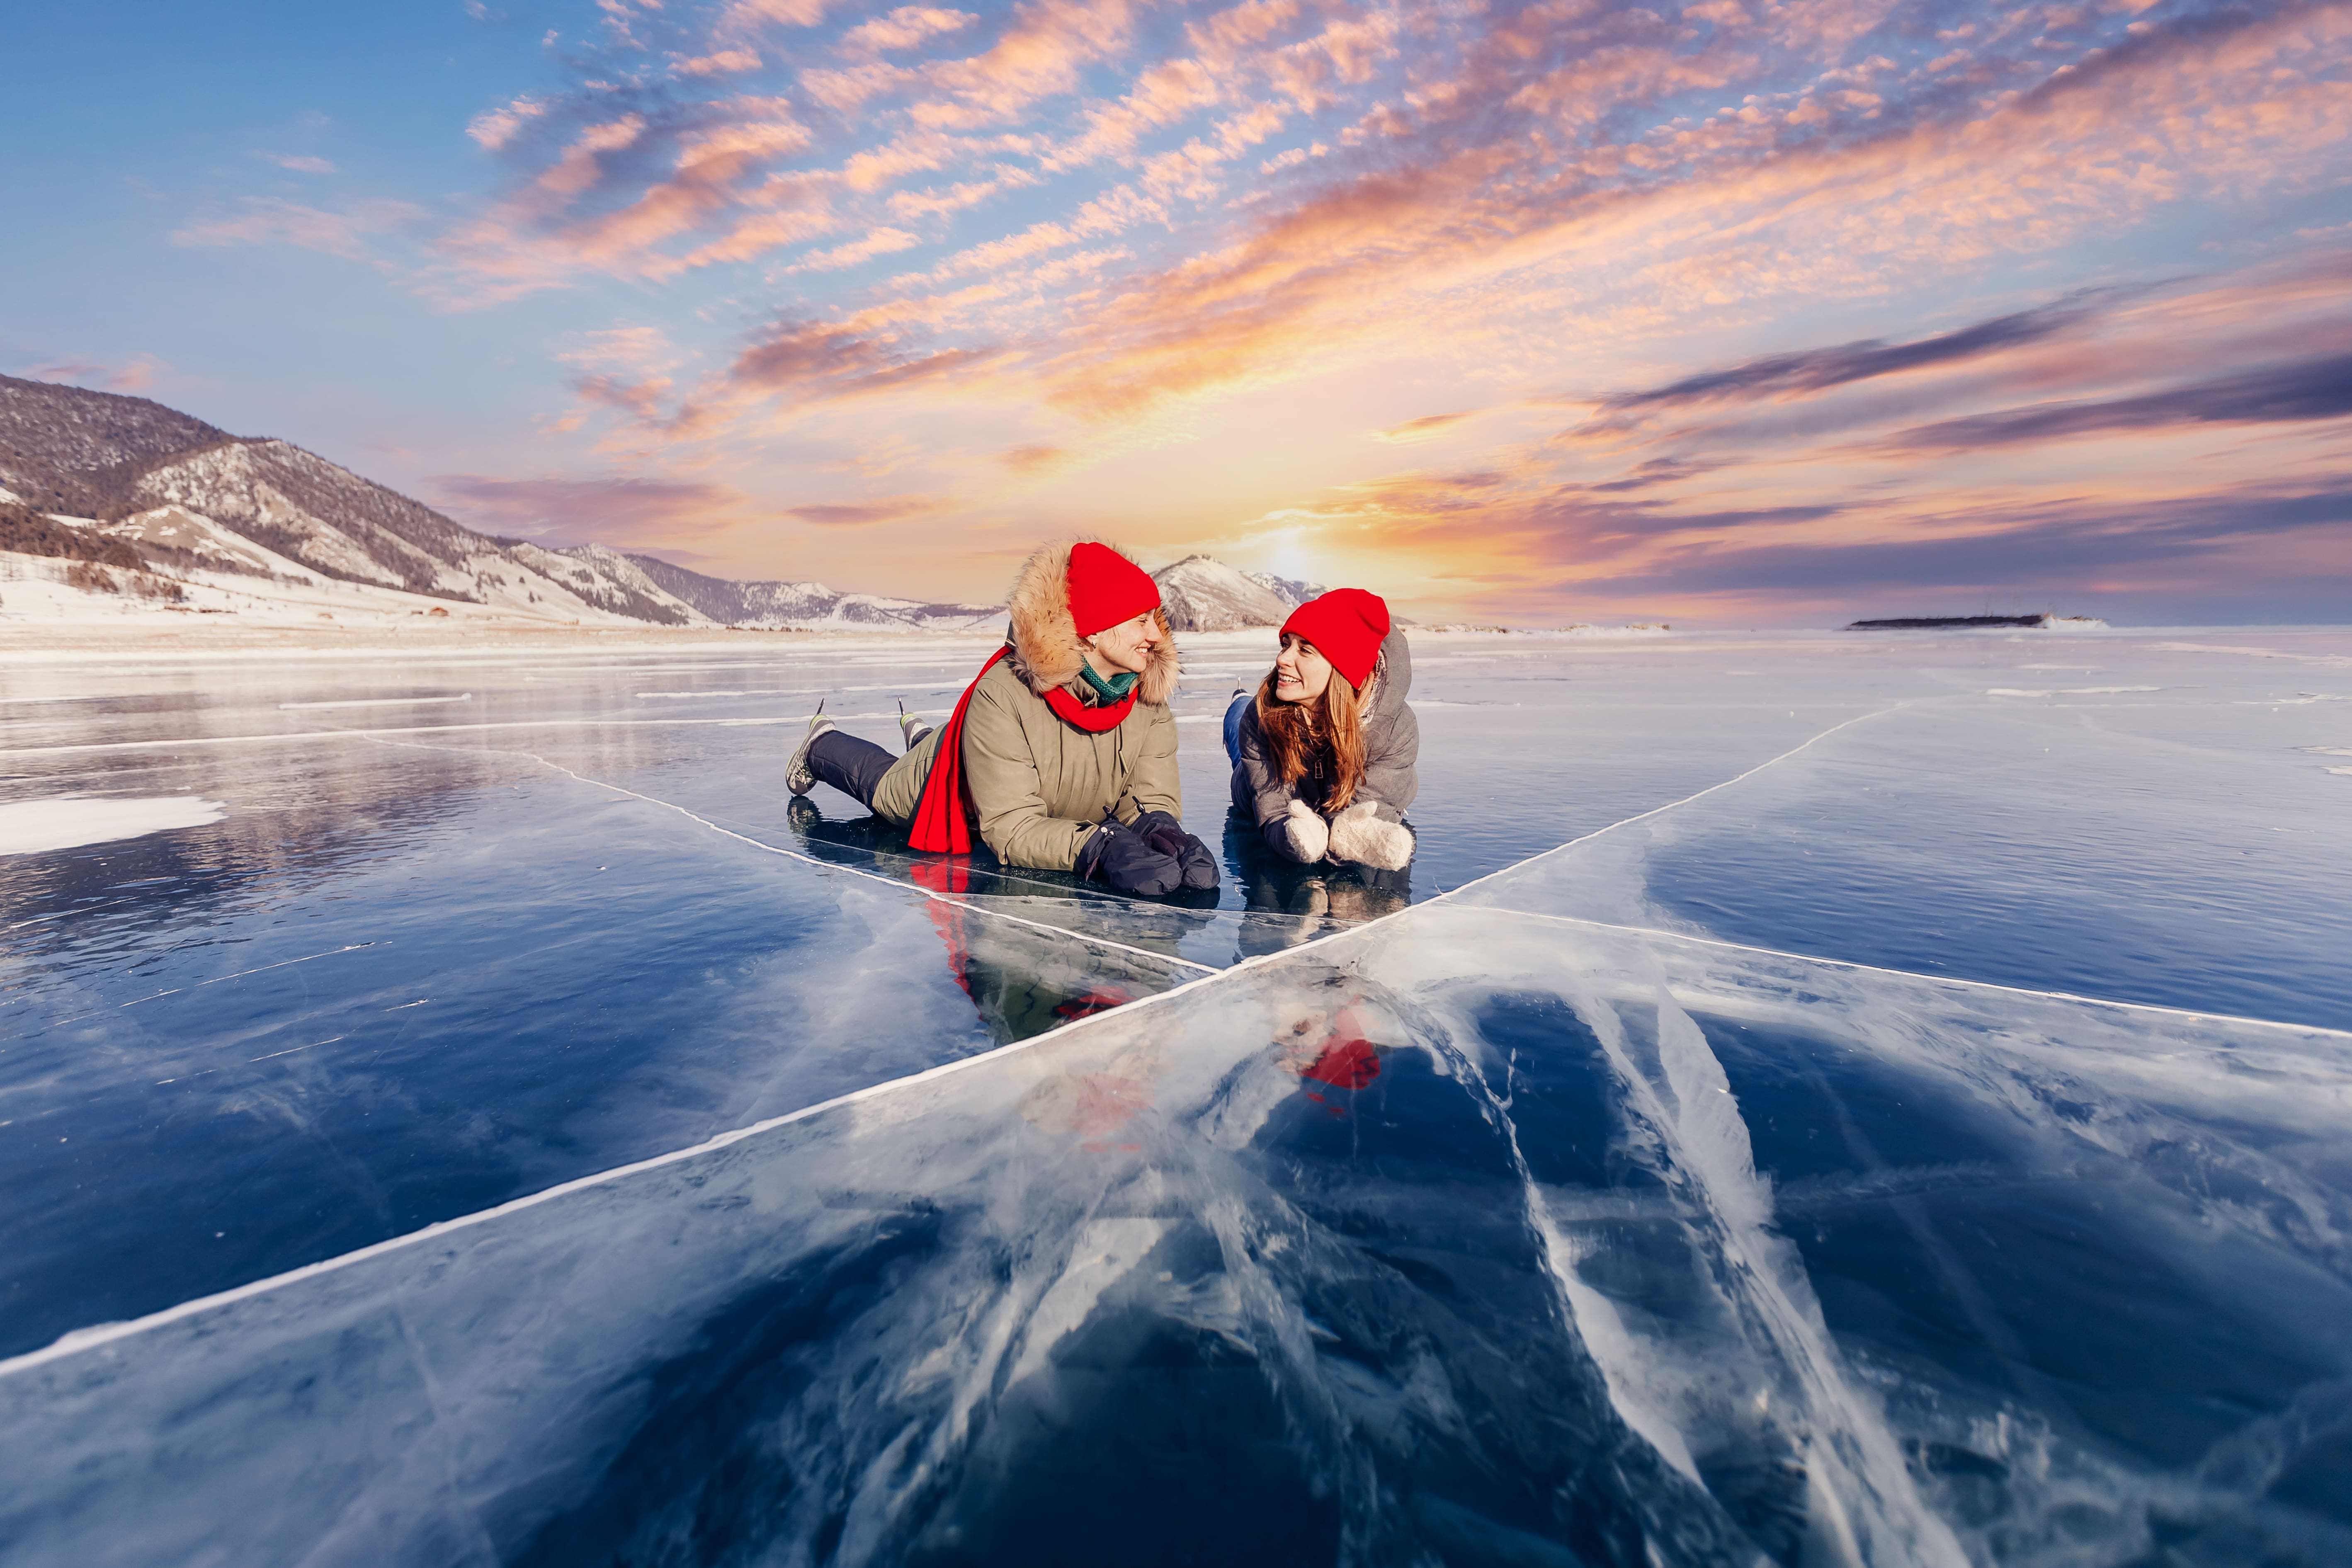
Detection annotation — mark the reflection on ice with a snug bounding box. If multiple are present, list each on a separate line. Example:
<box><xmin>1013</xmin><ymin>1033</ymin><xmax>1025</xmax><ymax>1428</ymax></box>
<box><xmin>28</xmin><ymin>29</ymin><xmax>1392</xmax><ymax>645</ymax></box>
<box><xmin>7</xmin><ymin>907</ymin><xmax>2347</xmax><ymax>1566</ymax></box>
<box><xmin>900</xmin><ymin>860</ymin><xmax>1202</xmax><ymax>1045</ymax></box>
<box><xmin>783</xmin><ymin>790</ymin><xmax>1413</xmax><ymax>973</ymax></box>
<box><xmin>1223</xmin><ymin>810</ymin><xmax>1413</xmax><ymax>955</ymax></box>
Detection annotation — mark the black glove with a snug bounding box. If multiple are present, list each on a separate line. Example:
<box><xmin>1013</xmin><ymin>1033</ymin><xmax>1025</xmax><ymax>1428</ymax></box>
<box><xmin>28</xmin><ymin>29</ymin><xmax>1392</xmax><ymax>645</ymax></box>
<box><xmin>1132</xmin><ymin>809</ymin><xmax>1221</xmax><ymax>891</ymax></box>
<box><xmin>1075</xmin><ymin>818</ymin><xmax>1183</xmax><ymax>896</ymax></box>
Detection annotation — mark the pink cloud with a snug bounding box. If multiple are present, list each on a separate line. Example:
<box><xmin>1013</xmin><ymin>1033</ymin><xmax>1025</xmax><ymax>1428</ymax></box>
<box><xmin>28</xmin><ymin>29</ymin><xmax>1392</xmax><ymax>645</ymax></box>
<box><xmin>728</xmin><ymin>318</ymin><xmax>1001</xmax><ymax>398</ymax></box>
<box><xmin>468</xmin><ymin>95</ymin><xmax>547</xmax><ymax>151</ymax></box>
<box><xmin>911</xmin><ymin>0</ymin><xmax>1142</xmax><ymax>131</ymax></box>
<box><xmin>20</xmin><ymin>355</ymin><xmax>167</xmax><ymax>393</ymax></box>
<box><xmin>429</xmin><ymin>474</ymin><xmax>774</xmax><ymax>545</ymax></box>
<box><xmin>789</xmin><ymin>494</ymin><xmax>941</xmax><ymax>524</ymax></box>
<box><xmin>886</xmin><ymin>165</ymin><xmax>1041</xmax><ymax>218</ymax></box>
<box><xmin>1000</xmin><ymin>442</ymin><xmax>1068</xmax><ymax>473</ymax></box>
<box><xmin>663</xmin><ymin>204</ymin><xmax>840</xmax><ymax>274</ymax></box>
<box><xmin>536</xmin><ymin>115</ymin><xmax>648</xmax><ymax>199</ymax></box>
<box><xmin>720</xmin><ymin>0</ymin><xmax>828</xmax><ymax>27</ymax></box>
<box><xmin>1376</xmin><ymin>411</ymin><xmax>1477</xmax><ymax>444</ymax></box>
<box><xmin>784</xmin><ymin>226</ymin><xmax>922</xmax><ymax>272</ymax></box>
<box><xmin>675</xmin><ymin>47</ymin><xmax>762</xmax><ymax>77</ymax></box>
<box><xmin>840</xmin><ymin>6</ymin><xmax>977</xmax><ymax>54</ymax></box>
<box><xmin>170</xmin><ymin>198</ymin><xmax>421</xmax><ymax>261</ymax></box>
<box><xmin>800</xmin><ymin>61</ymin><xmax>917</xmax><ymax>110</ymax></box>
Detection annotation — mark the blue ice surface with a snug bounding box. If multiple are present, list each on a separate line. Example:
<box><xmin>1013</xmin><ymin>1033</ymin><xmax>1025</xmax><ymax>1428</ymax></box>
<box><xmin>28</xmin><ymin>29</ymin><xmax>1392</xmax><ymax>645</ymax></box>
<box><xmin>1</xmin><ymin>624</ymin><xmax>2348</xmax><ymax>1565</ymax></box>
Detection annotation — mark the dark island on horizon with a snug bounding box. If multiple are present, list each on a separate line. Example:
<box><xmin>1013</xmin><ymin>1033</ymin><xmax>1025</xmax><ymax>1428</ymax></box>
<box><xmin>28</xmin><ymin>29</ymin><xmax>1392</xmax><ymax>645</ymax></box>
<box><xmin>1843</xmin><ymin>613</ymin><xmax>2108</xmax><ymax>631</ymax></box>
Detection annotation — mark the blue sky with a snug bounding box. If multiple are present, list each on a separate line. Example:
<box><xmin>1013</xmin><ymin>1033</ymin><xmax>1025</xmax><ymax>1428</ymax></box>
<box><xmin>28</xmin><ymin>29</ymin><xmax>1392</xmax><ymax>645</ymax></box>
<box><xmin>6</xmin><ymin>0</ymin><xmax>2349</xmax><ymax>623</ymax></box>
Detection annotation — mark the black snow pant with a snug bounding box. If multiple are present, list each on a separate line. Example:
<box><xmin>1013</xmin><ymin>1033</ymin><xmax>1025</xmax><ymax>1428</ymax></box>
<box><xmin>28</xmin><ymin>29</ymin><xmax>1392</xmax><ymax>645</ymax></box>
<box><xmin>806</xmin><ymin>729</ymin><xmax>898</xmax><ymax>809</ymax></box>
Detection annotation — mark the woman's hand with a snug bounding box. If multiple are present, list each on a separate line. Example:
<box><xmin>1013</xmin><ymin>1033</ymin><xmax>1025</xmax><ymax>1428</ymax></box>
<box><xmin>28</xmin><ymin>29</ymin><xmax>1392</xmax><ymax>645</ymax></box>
<box><xmin>1326</xmin><ymin>801</ymin><xmax>1414</xmax><ymax>870</ymax></box>
<box><xmin>1075</xmin><ymin>818</ymin><xmax>1184</xmax><ymax>896</ymax></box>
<box><xmin>1272</xmin><ymin>799</ymin><xmax>1330</xmax><ymax>863</ymax></box>
<box><xmin>1132</xmin><ymin>810</ymin><xmax>1221</xmax><ymax>891</ymax></box>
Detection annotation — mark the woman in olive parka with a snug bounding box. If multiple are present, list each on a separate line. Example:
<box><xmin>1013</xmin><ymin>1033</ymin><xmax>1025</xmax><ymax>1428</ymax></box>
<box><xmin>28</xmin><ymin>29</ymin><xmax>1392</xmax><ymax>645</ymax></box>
<box><xmin>786</xmin><ymin>539</ymin><xmax>1218</xmax><ymax>897</ymax></box>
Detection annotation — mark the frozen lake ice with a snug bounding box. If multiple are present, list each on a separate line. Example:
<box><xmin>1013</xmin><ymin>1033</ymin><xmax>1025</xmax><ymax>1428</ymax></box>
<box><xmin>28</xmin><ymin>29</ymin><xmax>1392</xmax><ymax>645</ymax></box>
<box><xmin>2</xmin><ymin>625</ymin><xmax>2348</xmax><ymax>1565</ymax></box>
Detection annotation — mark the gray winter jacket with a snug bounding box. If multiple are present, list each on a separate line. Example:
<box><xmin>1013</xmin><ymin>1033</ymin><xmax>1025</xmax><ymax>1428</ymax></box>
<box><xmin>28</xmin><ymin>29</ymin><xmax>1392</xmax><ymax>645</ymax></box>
<box><xmin>1230</xmin><ymin>628</ymin><xmax>1418</xmax><ymax>847</ymax></box>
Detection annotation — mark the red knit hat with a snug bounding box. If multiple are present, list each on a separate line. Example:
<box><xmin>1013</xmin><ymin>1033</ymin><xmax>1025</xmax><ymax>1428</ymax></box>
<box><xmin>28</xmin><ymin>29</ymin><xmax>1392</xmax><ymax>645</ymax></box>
<box><xmin>1066</xmin><ymin>541</ymin><xmax>1161</xmax><ymax>638</ymax></box>
<box><xmin>1281</xmin><ymin>588</ymin><xmax>1390</xmax><ymax>690</ymax></box>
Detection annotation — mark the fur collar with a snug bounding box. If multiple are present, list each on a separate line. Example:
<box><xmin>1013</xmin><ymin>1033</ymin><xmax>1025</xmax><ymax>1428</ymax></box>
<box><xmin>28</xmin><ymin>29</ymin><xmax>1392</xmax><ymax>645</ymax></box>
<box><xmin>1003</xmin><ymin>539</ymin><xmax>1179</xmax><ymax>706</ymax></box>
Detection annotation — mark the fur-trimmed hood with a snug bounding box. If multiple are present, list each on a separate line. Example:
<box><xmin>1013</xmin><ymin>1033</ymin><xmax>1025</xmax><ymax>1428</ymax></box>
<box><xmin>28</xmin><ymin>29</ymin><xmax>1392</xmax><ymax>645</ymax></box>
<box><xmin>1003</xmin><ymin>539</ymin><xmax>1180</xmax><ymax>706</ymax></box>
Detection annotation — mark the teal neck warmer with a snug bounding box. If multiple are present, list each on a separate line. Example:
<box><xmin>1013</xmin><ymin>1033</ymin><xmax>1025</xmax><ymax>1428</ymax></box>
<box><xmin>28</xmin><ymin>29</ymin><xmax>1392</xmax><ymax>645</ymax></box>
<box><xmin>1079</xmin><ymin>661</ymin><xmax>1141</xmax><ymax>704</ymax></box>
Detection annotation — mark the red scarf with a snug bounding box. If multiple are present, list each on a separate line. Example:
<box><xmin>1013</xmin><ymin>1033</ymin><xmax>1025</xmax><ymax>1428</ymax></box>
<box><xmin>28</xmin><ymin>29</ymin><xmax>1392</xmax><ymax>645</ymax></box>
<box><xmin>907</xmin><ymin>646</ymin><xmax>1136</xmax><ymax>853</ymax></box>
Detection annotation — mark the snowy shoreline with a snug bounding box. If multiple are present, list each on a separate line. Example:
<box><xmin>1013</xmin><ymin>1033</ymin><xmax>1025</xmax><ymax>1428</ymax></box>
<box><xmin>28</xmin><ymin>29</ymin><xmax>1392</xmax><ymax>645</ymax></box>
<box><xmin>6</xmin><ymin>619</ymin><xmax>2340</xmax><ymax>667</ymax></box>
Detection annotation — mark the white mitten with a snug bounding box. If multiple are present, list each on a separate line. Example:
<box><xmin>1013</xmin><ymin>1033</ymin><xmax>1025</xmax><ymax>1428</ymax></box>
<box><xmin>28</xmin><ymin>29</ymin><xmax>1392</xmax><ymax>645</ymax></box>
<box><xmin>1326</xmin><ymin>801</ymin><xmax>1414</xmax><ymax>870</ymax></box>
<box><xmin>1272</xmin><ymin>798</ymin><xmax>1329</xmax><ymax>863</ymax></box>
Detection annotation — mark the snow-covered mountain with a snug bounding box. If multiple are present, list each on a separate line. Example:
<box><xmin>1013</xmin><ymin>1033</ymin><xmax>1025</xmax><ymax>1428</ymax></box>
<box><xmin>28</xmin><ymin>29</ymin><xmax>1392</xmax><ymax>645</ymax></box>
<box><xmin>120</xmin><ymin>439</ymin><xmax>705</xmax><ymax>623</ymax></box>
<box><xmin>1151</xmin><ymin>554</ymin><xmax>1294</xmax><ymax>630</ymax></box>
<box><xmin>1243</xmin><ymin>569</ymin><xmax>1327</xmax><ymax>609</ymax></box>
<box><xmin>0</xmin><ymin>373</ymin><xmax>230</xmax><ymax>517</ymax></box>
<box><xmin>2</xmin><ymin>376</ymin><xmax>1359</xmax><ymax>636</ymax></box>
<box><xmin>625</xmin><ymin>551</ymin><xmax>1002</xmax><ymax>633</ymax></box>
<box><xmin>0</xmin><ymin>374</ymin><xmax>1001</xmax><ymax>631</ymax></box>
<box><xmin>0</xmin><ymin>375</ymin><xmax>709</xmax><ymax>625</ymax></box>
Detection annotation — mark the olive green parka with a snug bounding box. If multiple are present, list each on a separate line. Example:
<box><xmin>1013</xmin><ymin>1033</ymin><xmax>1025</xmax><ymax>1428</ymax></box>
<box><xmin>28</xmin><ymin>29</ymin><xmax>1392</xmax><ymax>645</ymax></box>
<box><xmin>870</xmin><ymin>540</ymin><xmax>1182</xmax><ymax>869</ymax></box>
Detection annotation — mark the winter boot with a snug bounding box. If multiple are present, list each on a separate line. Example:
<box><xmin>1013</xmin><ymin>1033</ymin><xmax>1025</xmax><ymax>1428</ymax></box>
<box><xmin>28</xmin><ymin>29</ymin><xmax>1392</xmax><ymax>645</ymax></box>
<box><xmin>786</xmin><ymin>701</ymin><xmax>836</xmax><ymax>796</ymax></box>
<box><xmin>897</xmin><ymin>699</ymin><xmax>934</xmax><ymax>752</ymax></box>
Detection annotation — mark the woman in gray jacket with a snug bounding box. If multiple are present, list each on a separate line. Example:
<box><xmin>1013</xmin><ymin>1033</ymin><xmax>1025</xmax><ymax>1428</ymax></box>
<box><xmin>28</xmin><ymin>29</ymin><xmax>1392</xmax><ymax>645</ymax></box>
<box><xmin>1224</xmin><ymin>588</ymin><xmax>1418</xmax><ymax>870</ymax></box>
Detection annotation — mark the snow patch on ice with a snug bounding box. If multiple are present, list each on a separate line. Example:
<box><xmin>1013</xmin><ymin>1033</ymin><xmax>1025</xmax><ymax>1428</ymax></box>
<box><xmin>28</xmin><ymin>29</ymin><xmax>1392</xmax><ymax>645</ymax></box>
<box><xmin>0</xmin><ymin>796</ymin><xmax>226</xmax><ymax>856</ymax></box>
<box><xmin>1985</xmin><ymin>686</ymin><xmax>2159</xmax><ymax>696</ymax></box>
<box><xmin>2153</xmin><ymin>642</ymin><xmax>2352</xmax><ymax>666</ymax></box>
<box><xmin>277</xmin><ymin>694</ymin><xmax>471</xmax><ymax>711</ymax></box>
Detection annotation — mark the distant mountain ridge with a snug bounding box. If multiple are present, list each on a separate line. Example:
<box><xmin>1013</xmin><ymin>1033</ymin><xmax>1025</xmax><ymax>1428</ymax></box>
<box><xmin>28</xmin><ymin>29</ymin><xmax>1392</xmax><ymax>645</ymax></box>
<box><xmin>1244</xmin><ymin>569</ymin><xmax>1327</xmax><ymax>609</ymax></box>
<box><xmin>0</xmin><ymin>375</ymin><xmax>998</xmax><ymax>631</ymax></box>
<box><xmin>2</xmin><ymin>376</ymin><xmax>1338</xmax><ymax>635</ymax></box>
<box><xmin>624</xmin><ymin>551</ymin><xmax>1000</xmax><ymax>633</ymax></box>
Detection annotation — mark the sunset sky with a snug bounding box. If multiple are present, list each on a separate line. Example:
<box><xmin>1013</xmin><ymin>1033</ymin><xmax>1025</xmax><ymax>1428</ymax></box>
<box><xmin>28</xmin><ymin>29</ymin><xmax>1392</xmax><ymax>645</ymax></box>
<box><xmin>6</xmin><ymin>0</ymin><xmax>2348</xmax><ymax>623</ymax></box>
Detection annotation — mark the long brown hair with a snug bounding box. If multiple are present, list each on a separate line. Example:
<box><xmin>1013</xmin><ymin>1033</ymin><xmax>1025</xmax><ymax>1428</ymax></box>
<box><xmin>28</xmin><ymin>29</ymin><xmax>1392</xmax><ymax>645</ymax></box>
<box><xmin>1255</xmin><ymin>663</ymin><xmax>1368</xmax><ymax>811</ymax></box>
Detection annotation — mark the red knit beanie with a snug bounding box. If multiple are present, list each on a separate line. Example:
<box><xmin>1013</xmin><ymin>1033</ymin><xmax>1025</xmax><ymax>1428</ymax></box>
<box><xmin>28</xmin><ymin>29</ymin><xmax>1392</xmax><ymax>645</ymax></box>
<box><xmin>1066</xmin><ymin>541</ymin><xmax>1161</xmax><ymax>638</ymax></box>
<box><xmin>1281</xmin><ymin>588</ymin><xmax>1390</xmax><ymax>690</ymax></box>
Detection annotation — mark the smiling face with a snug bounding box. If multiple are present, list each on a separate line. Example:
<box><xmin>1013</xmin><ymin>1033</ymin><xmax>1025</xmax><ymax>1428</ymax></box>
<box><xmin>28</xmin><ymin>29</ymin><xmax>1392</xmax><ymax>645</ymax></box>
<box><xmin>1272</xmin><ymin>632</ymin><xmax>1333</xmax><ymax>704</ymax></box>
<box><xmin>1083</xmin><ymin>608</ymin><xmax>1162</xmax><ymax>677</ymax></box>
